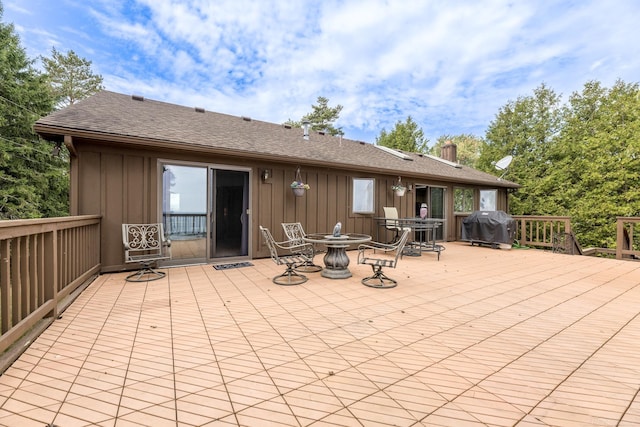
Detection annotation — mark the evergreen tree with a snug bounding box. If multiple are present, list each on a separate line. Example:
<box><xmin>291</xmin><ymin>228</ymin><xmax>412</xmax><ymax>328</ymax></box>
<box><xmin>548</xmin><ymin>80</ymin><xmax>640</xmax><ymax>247</ymax></box>
<box><xmin>478</xmin><ymin>83</ymin><xmax>563</xmax><ymax>215</ymax></box>
<box><xmin>0</xmin><ymin>4</ymin><xmax>62</xmax><ymax>219</ymax></box>
<box><xmin>42</xmin><ymin>47</ymin><xmax>104</xmax><ymax>109</ymax></box>
<box><xmin>479</xmin><ymin>80</ymin><xmax>640</xmax><ymax>248</ymax></box>
<box><xmin>376</xmin><ymin>116</ymin><xmax>428</xmax><ymax>153</ymax></box>
<box><xmin>284</xmin><ymin>96</ymin><xmax>344</xmax><ymax>136</ymax></box>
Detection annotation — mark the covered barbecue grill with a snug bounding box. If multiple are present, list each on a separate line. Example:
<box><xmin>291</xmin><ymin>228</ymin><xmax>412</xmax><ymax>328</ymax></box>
<box><xmin>461</xmin><ymin>210</ymin><xmax>516</xmax><ymax>248</ymax></box>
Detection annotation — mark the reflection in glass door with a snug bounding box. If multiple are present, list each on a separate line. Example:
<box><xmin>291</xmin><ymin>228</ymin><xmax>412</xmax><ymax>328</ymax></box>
<box><xmin>415</xmin><ymin>185</ymin><xmax>446</xmax><ymax>240</ymax></box>
<box><xmin>430</xmin><ymin>187</ymin><xmax>446</xmax><ymax>240</ymax></box>
<box><xmin>162</xmin><ymin>165</ymin><xmax>208</xmax><ymax>262</ymax></box>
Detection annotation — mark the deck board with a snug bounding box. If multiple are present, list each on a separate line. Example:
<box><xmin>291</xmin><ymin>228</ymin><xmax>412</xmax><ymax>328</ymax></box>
<box><xmin>1</xmin><ymin>242</ymin><xmax>639</xmax><ymax>426</ymax></box>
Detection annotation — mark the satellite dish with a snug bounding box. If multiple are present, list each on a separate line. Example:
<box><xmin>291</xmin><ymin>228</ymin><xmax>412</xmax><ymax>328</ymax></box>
<box><xmin>494</xmin><ymin>155</ymin><xmax>513</xmax><ymax>180</ymax></box>
<box><xmin>494</xmin><ymin>155</ymin><xmax>513</xmax><ymax>171</ymax></box>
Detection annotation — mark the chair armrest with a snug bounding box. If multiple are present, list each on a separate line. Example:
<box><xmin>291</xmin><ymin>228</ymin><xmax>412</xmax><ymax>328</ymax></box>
<box><xmin>273</xmin><ymin>239</ymin><xmax>310</xmax><ymax>252</ymax></box>
<box><xmin>358</xmin><ymin>241</ymin><xmax>396</xmax><ymax>253</ymax></box>
<box><xmin>357</xmin><ymin>242</ymin><xmax>397</xmax><ymax>265</ymax></box>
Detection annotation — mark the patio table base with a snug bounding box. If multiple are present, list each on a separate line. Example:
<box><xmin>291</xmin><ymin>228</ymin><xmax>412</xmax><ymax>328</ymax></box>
<box><xmin>321</xmin><ymin>245</ymin><xmax>352</xmax><ymax>279</ymax></box>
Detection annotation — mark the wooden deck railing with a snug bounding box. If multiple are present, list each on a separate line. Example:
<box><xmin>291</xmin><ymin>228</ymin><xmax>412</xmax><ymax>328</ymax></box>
<box><xmin>0</xmin><ymin>216</ymin><xmax>101</xmax><ymax>354</ymax></box>
<box><xmin>455</xmin><ymin>214</ymin><xmax>572</xmax><ymax>249</ymax></box>
<box><xmin>511</xmin><ymin>215</ymin><xmax>572</xmax><ymax>249</ymax></box>
<box><xmin>456</xmin><ymin>213</ymin><xmax>640</xmax><ymax>259</ymax></box>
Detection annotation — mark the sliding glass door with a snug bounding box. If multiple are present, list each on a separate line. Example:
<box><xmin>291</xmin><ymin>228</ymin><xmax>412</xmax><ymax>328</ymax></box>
<box><xmin>161</xmin><ymin>163</ymin><xmax>249</xmax><ymax>263</ymax></box>
<box><xmin>162</xmin><ymin>164</ymin><xmax>208</xmax><ymax>262</ymax></box>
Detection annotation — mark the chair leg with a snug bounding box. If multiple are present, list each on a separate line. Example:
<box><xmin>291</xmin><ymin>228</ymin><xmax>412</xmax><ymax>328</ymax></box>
<box><xmin>273</xmin><ymin>263</ymin><xmax>308</xmax><ymax>286</ymax></box>
<box><xmin>361</xmin><ymin>265</ymin><xmax>397</xmax><ymax>289</ymax></box>
<box><xmin>125</xmin><ymin>262</ymin><xmax>166</xmax><ymax>282</ymax></box>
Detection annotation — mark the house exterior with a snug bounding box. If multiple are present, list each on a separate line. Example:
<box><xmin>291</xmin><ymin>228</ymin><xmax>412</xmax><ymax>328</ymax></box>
<box><xmin>34</xmin><ymin>91</ymin><xmax>519</xmax><ymax>272</ymax></box>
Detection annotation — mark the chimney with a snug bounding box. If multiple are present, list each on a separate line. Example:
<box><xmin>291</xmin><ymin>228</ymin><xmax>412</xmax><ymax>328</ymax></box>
<box><xmin>302</xmin><ymin>120</ymin><xmax>310</xmax><ymax>140</ymax></box>
<box><xmin>441</xmin><ymin>140</ymin><xmax>457</xmax><ymax>163</ymax></box>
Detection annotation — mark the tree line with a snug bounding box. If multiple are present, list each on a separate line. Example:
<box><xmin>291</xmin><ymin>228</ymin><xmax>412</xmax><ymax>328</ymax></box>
<box><xmin>293</xmin><ymin>81</ymin><xmax>640</xmax><ymax>249</ymax></box>
<box><xmin>479</xmin><ymin>81</ymin><xmax>640</xmax><ymax>249</ymax></box>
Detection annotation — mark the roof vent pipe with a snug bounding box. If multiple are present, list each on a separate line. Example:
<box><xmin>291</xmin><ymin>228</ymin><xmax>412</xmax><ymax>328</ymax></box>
<box><xmin>302</xmin><ymin>120</ymin><xmax>310</xmax><ymax>140</ymax></box>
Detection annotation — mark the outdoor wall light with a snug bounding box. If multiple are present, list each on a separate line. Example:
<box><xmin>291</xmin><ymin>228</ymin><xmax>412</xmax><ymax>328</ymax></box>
<box><xmin>261</xmin><ymin>169</ymin><xmax>271</xmax><ymax>182</ymax></box>
<box><xmin>51</xmin><ymin>141</ymin><xmax>62</xmax><ymax>157</ymax></box>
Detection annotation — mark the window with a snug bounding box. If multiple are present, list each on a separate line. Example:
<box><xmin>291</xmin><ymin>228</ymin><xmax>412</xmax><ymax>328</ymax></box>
<box><xmin>352</xmin><ymin>178</ymin><xmax>375</xmax><ymax>213</ymax></box>
<box><xmin>454</xmin><ymin>188</ymin><xmax>474</xmax><ymax>213</ymax></box>
<box><xmin>480</xmin><ymin>189</ymin><xmax>497</xmax><ymax>211</ymax></box>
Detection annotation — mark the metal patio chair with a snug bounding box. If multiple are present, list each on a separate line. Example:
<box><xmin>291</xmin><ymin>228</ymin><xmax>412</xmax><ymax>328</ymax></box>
<box><xmin>383</xmin><ymin>206</ymin><xmax>411</xmax><ymax>243</ymax></box>
<box><xmin>260</xmin><ymin>226</ymin><xmax>312</xmax><ymax>285</ymax></box>
<box><xmin>281</xmin><ymin>222</ymin><xmax>322</xmax><ymax>273</ymax></box>
<box><xmin>357</xmin><ymin>228</ymin><xmax>410</xmax><ymax>288</ymax></box>
<box><xmin>122</xmin><ymin>223</ymin><xmax>171</xmax><ymax>282</ymax></box>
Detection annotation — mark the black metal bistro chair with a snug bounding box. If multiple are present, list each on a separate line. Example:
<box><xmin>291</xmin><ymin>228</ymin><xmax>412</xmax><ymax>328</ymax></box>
<box><xmin>281</xmin><ymin>222</ymin><xmax>322</xmax><ymax>273</ymax></box>
<box><xmin>260</xmin><ymin>226</ymin><xmax>312</xmax><ymax>285</ymax></box>
<box><xmin>357</xmin><ymin>228</ymin><xmax>410</xmax><ymax>288</ymax></box>
<box><xmin>122</xmin><ymin>223</ymin><xmax>171</xmax><ymax>282</ymax></box>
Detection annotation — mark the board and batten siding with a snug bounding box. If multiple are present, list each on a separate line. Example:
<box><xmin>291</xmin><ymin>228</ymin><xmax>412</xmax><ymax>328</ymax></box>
<box><xmin>68</xmin><ymin>139</ymin><xmax>505</xmax><ymax>272</ymax></box>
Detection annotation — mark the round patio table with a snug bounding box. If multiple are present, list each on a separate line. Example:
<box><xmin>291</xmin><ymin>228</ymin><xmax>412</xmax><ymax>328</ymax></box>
<box><xmin>304</xmin><ymin>233</ymin><xmax>371</xmax><ymax>279</ymax></box>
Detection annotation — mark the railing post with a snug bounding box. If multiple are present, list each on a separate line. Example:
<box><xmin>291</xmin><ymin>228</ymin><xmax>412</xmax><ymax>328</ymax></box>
<box><xmin>616</xmin><ymin>217</ymin><xmax>624</xmax><ymax>260</ymax></box>
<box><xmin>44</xmin><ymin>230</ymin><xmax>58</xmax><ymax>318</ymax></box>
<box><xmin>0</xmin><ymin>240</ymin><xmax>10</xmax><ymax>334</ymax></box>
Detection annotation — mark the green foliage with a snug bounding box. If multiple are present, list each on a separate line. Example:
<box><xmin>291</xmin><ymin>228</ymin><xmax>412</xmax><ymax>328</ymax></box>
<box><xmin>430</xmin><ymin>134</ymin><xmax>483</xmax><ymax>167</ymax></box>
<box><xmin>0</xmin><ymin>5</ymin><xmax>66</xmax><ymax>219</ymax></box>
<box><xmin>375</xmin><ymin>116</ymin><xmax>428</xmax><ymax>153</ymax></box>
<box><xmin>42</xmin><ymin>47</ymin><xmax>104</xmax><ymax>108</ymax></box>
<box><xmin>284</xmin><ymin>96</ymin><xmax>344</xmax><ymax>136</ymax></box>
<box><xmin>479</xmin><ymin>83</ymin><xmax>563</xmax><ymax>215</ymax></box>
<box><xmin>480</xmin><ymin>80</ymin><xmax>640</xmax><ymax>248</ymax></box>
<box><xmin>548</xmin><ymin>80</ymin><xmax>640</xmax><ymax>248</ymax></box>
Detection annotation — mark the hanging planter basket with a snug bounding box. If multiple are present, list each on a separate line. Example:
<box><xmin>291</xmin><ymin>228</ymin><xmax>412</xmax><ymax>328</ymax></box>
<box><xmin>291</xmin><ymin>167</ymin><xmax>310</xmax><ymax>197</ymax></box>
<box><xmin>394</xmin><ymin>187</ymin><xmax>406</xmax><ymax>197</ymax></box>
<box><xmin>392</xmin><ymin>176</ymin><xmax>406</xmax><ymax>197</ymax></box>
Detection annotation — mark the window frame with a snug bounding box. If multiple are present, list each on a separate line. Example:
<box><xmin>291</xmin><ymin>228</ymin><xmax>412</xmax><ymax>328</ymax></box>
<box><xmin>352</xmin><ymin>178</ymin><xmax>375</xmax><ymax>214</ymax></box>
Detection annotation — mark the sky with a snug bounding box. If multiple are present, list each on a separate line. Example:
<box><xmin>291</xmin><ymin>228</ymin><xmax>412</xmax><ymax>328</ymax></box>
<box><xmin>3</xmin><ymin>0</ymin><xmax>639</xmax><ymax>145</ymax></box>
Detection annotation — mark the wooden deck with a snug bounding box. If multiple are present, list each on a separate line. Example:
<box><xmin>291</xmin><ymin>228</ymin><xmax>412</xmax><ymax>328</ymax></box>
<box><xmin>1</xmin><ymin>242</ymin><xmax>640</xmax><ymax>426</ymax></box>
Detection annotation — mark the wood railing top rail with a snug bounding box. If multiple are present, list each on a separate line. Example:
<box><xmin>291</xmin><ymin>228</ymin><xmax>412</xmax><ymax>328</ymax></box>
<box><xmin>616</xmin><ymin>217</ymin><xmax>640</xmax><ymax>222</ymax></box>
<box><xmin>0</xmin><ymin>215</ymin><xmax>101</xmax><ymax>239</ymax></box>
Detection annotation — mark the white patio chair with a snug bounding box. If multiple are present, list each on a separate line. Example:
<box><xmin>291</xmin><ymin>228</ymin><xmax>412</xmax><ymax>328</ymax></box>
<box><xmin>122</xmin><ymin>223</ymin><xmax>171</xmax><ymax>282</ymax></box>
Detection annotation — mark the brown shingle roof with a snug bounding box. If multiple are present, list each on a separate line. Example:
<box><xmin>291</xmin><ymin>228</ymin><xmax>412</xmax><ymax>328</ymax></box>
<box><xmin>35</xmin><ymin>90</ymin><xmax>518</xmax><ymax>188</ymax></box>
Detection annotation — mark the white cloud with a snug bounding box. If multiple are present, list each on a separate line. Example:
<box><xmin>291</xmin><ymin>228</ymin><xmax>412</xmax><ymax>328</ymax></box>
<box><xmin>4</xmin><ymin>0</ymin><xmax>640</xmax><ymax>143</ymax></box>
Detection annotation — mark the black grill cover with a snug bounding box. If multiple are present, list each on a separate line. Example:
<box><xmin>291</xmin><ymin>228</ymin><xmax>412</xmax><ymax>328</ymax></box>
<box><xmin>461</xmin><ymin>210</ymin><xmax>516</xmax><ymax>245</ymax></box>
